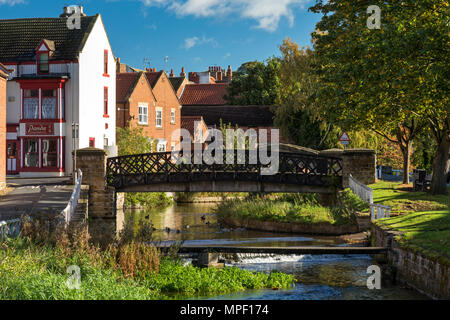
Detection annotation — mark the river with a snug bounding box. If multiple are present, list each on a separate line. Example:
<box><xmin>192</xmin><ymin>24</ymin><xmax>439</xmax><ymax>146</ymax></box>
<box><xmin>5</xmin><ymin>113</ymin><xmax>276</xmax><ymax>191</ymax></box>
<box><xmin>125</xmin><ymin>202</ymin><xmax>427</xmax><ymax>300</ymax></box>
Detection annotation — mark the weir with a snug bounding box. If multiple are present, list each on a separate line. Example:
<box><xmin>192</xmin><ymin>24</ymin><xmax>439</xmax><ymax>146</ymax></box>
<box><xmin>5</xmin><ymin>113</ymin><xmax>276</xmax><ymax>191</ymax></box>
<box><xmin>156</xmin><ymin>245</ymin><xmax>390</xmax><ymax>267</ymax></box>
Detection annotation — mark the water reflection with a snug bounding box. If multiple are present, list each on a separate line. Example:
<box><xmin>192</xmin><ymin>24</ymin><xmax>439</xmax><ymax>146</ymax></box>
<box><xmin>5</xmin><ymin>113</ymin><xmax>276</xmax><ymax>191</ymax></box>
<box><xmin>126</xmin><ymin>203</ymin><xmax>347</xmax><ymax>247</ymax></box>
<box><xmin>125</xmin><ymin>203</ymin><xmax>428</xmax><ymax>300</ymax></box>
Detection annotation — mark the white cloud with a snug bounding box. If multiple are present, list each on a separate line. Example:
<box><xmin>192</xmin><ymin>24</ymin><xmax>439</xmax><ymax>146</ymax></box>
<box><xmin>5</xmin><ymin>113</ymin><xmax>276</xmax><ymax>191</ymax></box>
<box><xmin>183</xmin><ymin>36</ymin><xmax>218</xmax><ymax>50</ymax></box>
<box><xmin>140</xmin><ymin>0</ymin><xmax>309</xmax><ymax>32</ymax></box>
<box><xmin>0</xmin><ymin>0</ymin><xmax>26</xmax><ymax>5</ymax></box>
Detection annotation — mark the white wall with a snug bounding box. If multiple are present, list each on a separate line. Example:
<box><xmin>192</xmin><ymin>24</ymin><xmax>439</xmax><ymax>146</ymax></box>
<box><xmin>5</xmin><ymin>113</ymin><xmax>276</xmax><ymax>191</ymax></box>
<box><xmin>78</xmin><ymin>15</ymin><xmax>116</xmax><ymax>154</ymax></box>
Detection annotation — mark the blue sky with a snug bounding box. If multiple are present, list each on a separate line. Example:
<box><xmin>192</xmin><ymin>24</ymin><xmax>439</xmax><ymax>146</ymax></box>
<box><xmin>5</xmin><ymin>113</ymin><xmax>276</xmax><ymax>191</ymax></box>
<box><xmin>0</xmin><ymin>0</ymin><xmax>322</xmax><ymax>74</ymax></box>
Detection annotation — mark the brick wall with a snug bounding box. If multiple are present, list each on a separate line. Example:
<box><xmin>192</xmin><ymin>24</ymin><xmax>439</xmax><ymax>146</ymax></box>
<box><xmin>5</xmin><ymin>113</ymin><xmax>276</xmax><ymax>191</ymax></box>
<box><xmin>75</xmin><ymin>148</ymin><xmax>114</xmax><ymax>218</ymax></box>
<box><xmin>0</xmin><ymin>74</ymin><xmax>6</xmax><ymax>191</ymax></box>
<box><xmin>149</xmin><ymin>72</ymin><xmax>181</xmax><ymax>150</ymax></box>
<box><xmin>320</xmin><ymin>148</ymin><xmax>376</xmax><ymax>188</ymax></box>
<box><xmin>117</xmin><ymin>72</ymin><xmax>181</xmax><ymax>151</ymax></box>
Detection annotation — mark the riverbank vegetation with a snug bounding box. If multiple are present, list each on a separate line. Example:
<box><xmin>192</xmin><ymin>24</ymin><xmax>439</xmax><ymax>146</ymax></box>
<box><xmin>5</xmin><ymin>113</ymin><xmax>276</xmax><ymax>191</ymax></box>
<box><xmin>117</xmin><ymin>126</ymin><xmax>173</xmax><ymax>209</ymax></box>
<box><xmin>124</xmin><ymin>192</ymin><xmax>172</xmax><ymax>209</ymax></box>
<box><xmin>0</xmin><ymin>217</ymin><xmax>294</xmax><ymax>300</ymax></box>
<box><xmin>215</xmin><ymin>191</ymin><xmax>368</xmax><ymax>227</ymax></box>
<box><xmin>370</xmin><ymin>182</ymin><xmax>450</xmax><ymax>261</ymax></box>
<box><xmin>174</xmin><ymin>192</ymin><xmax>248</xmax><ymax>203</ymax></box>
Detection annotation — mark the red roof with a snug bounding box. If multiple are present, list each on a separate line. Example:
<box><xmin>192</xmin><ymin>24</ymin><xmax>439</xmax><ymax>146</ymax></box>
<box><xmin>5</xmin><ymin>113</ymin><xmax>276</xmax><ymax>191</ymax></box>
<box><xmin>116</xmin><ymin>72</ymin><xmax>140</xmax><ymax>103</ymax></box>
<box><xmin>145</xmin><ymin>71</ymin><xmax>163</xmax><ymax>88</ymax></box>
<box><xmin>180</xmin><ymin>83</ymin><xmax>228</xmax><ymax>105</ymax></box>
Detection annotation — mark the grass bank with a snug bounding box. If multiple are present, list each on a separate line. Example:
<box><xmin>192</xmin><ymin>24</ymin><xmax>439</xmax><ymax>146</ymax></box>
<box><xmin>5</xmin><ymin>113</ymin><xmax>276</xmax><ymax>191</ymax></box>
<box><xmin>0</xmin><ymin>219</ymin><xmax>294</xmax><ymax>300</ymax></box>
<box><xmin>370</xmin><ymin>181</ymin><xmax>450</xmax><ymax>261</ymax></box>
<box><xmin>215</xmin><ymin>191</ymin><xmax>368</xmax><ymax>227</ymax></box>
<box><xmin>124</xmin><ymin>192</ymin><xmax>172</xmax><ymax>209</ymax></box>
<box><xmin>174</xmin><ymin>192</ymin><xmax>248</xmax><ymax>203</ymax></box>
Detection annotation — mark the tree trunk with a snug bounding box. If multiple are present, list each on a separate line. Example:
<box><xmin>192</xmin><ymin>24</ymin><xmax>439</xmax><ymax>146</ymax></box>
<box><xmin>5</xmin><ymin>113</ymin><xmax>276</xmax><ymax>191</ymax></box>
<box><xmin>430</xmin><ymin>133</ymin><xmax>450</xmax><ymax>195</ymax></box>
<box><xmin>400</xmin><ymin>141</ymin><xmax>412</xmax><ymax>184</ymax></box>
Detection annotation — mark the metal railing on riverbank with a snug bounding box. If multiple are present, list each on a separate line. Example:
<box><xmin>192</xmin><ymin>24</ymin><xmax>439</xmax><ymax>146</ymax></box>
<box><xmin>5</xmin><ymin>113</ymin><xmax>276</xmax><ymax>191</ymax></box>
<box><xmin>348</xmin><ymin>174</ymin><xmax>391</xmax><ymax>220</ymax></box>
<box><xmin>60</xmin><ymin>169</ymin><xmax>83</xmax><ymax>225</ymax></box>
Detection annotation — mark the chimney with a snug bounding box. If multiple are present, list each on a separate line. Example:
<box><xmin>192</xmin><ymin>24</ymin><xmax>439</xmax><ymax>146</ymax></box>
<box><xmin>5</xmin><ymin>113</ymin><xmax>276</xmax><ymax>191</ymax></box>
<box><xmin>180</xmin><ymin>67</ymin><xmax>186</xmax><ymax>78</ymax></box>
<box><xmin>189</xmin><ymin>72</ymin><xmax>199</xmax><ymax>84</ymax></box>
<box><xmin>227</xmin><ymin>65</ymin><xmax>232</xmax><ymax>81</ymax></box>
<box><xmin>169</xmin><ymin>69</ymin><xmax>174</xmax><ymax>77</ymax></box>
<box><xmin>217</xmin><ymin>66</ymin><xmax>223</xmax><ymax>81</ymax></box>
<box><xmin>60</xmin><ymin>5</ymin><xmax>86</xmax><ymax>18</ymax></box>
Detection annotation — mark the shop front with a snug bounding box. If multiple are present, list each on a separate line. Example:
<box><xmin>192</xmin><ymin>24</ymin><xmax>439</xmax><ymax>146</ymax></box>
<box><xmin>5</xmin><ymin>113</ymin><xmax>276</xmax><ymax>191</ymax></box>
<box><xmin>14</xmin><ymin>78</ymin><xmax>67</xmax><ymax>177</ymax></box>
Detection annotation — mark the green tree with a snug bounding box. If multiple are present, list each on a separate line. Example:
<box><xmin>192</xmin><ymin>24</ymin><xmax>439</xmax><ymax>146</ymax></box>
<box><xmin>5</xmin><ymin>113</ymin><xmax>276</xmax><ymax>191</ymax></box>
<box><xmin>224</xmin><ymin>58</ymin><xmax>281</xmax><ymax>105</ymax></box>
<box><xmin>274</xmin><ymin>38</ymin><xmax>339</xmax><ymax>150</ymax></box>
<box><xmin>310</xmin><ymin>0</ymin><xmax>448</xmax><ymax>191</ymax></box>
<box><xmin>116</xmin><ymin>125</ymin><xmax>154</xmax><ymax>156</ymax></box>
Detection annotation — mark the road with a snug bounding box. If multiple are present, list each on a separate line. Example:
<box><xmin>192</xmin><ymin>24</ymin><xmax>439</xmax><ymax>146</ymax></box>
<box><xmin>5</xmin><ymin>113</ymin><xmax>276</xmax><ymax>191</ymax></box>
<box><xmin>0</xmin><ymin>177</ymin><xmax>74</xmax><ymax>221</ymax></box>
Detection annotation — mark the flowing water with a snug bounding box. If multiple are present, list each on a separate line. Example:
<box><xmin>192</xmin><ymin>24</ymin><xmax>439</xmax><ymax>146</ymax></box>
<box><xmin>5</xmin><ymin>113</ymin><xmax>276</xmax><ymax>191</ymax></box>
<box><xmin>125</xmin><ymin>202</ymin><xmax>427</xmax><ymax>300</ymax></box>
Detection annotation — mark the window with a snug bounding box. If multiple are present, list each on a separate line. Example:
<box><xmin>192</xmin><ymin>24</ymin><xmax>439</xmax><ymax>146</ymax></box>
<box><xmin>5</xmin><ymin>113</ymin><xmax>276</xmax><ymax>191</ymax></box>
<box><xmin>171</xmin><ymin>143</ymin><xmax>176</xmax><ymax>151</ymax></box>
<box><xmin>104</xmin><ymin>137</ymin><xmax>109</xmax><ymax>147</ymax></box>
<box><xmin>42</xmin><ymin>139</ymin><xmax>58</xmax><ymax>168</ymax></box>
<box><xmin>38</xmin><ymin>52</ymin><xmax>49</xmax><ymax>74</ymax></box>
<box><xmin>23</xmin><ymin>89</ymin><xmax>39</xmax><ymax>119</ymax></box>
<box><xmin>42</xmin><ymin>89</ymin><xmax>57</xmax><ymax>119</ymax></box>
<box><xmin>104</xmin><ymin>50</ymin><xmax>109</xmax><ymax>76</ymax></box>
<box><xmin>138</xmin><ymin>104</ymin><xmax>148</xmax><ymax>125</ymax></box>
<box><xmin>171</xmin><ymin>108</ymin><xmax>176</xmax><ymax>124</ymax></box>
<box><xmin>104</xmin><ymin>87</ymin><xmax>108</xmax><ymax>116</ymax></box>
<box><xmin>157</xmin><ymin>141</ymin><xmax>166</xmax><ymax>152</ymax></box>
<box><xmin>89</xmin><ymin>138</ymin><xmax>95</xmax><ymax>148</ymax></box>
<box><xmin>156</xmin><ymin>108</ymin><xmax>163</xmax><ymax>128</ymax></box>
<box><xmin>24</xmin><ymin>139</ymin><xmax>39</xmax><ymax>168</ymax></box>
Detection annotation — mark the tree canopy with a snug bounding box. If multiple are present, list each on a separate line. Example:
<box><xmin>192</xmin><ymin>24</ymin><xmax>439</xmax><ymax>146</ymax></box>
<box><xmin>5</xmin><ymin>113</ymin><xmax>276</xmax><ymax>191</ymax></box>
<box><xmin>310</xmin><ymin>0</ymin><xmax>449</xmax><ymax>193</ymax></box>
<box><xmin>224</xmin><ymin>58</ymin><xmax>282</xmax><ymax>106</ymax></box>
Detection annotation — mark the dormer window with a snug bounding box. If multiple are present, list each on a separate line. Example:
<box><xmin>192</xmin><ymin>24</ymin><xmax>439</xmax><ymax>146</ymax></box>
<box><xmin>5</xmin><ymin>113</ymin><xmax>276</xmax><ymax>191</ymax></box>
<box><xmin>36</xmin><ymin>39</ymin><xmax>54</xmax><ymax>74</ymax></box>
<box><xmin>38</xmin><ymin>52</ymin><xmax>49</xmax><ymax>74</ymax></box>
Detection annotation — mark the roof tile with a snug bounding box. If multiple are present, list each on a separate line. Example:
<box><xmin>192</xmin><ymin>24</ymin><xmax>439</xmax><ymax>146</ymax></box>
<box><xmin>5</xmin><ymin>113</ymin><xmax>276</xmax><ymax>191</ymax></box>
<box><xmin>180</xmin><ymin>83</ymin><xmax>228</xmax><ymax>105</ymax></box>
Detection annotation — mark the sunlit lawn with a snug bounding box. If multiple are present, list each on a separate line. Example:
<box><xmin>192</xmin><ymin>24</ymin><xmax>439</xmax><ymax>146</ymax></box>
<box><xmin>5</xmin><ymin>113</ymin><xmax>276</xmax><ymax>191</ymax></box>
<box><xmin>369</xmin><ymin>181</ymin><xmax>450</xmax><ymax>261</ymax></box>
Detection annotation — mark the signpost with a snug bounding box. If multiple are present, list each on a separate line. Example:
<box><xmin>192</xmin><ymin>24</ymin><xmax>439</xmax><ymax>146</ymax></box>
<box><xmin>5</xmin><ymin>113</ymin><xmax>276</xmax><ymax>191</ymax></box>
<box><xmin>339</xmin><ymin>132</ymin><xmax>351</xmax><ymax>149</ymax></box>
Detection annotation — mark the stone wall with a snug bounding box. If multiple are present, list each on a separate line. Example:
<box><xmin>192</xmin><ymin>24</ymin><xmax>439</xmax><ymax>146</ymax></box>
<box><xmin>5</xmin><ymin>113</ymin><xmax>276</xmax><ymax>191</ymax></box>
<box><xmin>320</xmin><ymin>148</ymin><xmax>376</xmax><ymax>188</ymax></box>
<box><xmin>75</xmin><ymin>148</ymin><xmax>115</xmax><ymax>218</ymax></box>
<box><xmin>372</xmin><ymin>224</ymin><xmax>450</xmax><ymax>299</ymax></box>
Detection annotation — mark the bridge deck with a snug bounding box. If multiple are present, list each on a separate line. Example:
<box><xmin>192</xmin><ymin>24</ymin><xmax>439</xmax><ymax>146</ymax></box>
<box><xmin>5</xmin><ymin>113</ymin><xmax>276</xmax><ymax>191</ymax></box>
<box><xmin>157</xmin><ymin>245</ymin><xmax>389</xmax><ymax>255</ymax></box>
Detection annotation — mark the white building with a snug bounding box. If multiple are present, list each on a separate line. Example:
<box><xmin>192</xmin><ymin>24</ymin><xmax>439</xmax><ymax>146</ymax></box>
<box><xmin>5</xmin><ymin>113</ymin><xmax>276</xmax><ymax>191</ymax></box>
<box><xmin>0</xmin><ymin>6</ymin><xmax>116</xmax><ymax>177</ymax></box>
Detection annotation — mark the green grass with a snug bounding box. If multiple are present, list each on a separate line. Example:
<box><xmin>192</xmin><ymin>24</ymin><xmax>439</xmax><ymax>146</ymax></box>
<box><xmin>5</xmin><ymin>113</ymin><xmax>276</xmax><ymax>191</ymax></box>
<box><xmin>369</xmin><ymin>181</ymin><xmax>450</xmax><ymax>262</ymax></box>
<box><xmin>215</xmin><ymin>191</ymin><xmax>367</xmax><ymax>227</ymax></box>
<box><xmin>124</xmin><ymin>192</ymin><xmax>172</xmax><ymax>208</ymax></box>
<box><xmin>174</xmin><ymin>192</ymin><xmax>248</xmax><ymax>202</ymax></box>
<box><xmin>0</xmin><ymin>238</ymin><xmax>294</xmax><ymax>300</ymax></box>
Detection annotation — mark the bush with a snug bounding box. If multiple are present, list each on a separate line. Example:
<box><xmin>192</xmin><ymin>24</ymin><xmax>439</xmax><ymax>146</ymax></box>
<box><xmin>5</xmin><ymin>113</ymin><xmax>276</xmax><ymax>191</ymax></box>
<box><xmin>215</xmin><ymin>192</ymin><xmax>363</xmax><ymax>226</ymax></box>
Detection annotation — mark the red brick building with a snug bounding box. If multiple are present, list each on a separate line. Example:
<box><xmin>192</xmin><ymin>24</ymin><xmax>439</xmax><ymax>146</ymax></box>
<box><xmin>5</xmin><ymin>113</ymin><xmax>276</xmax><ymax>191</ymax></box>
<box><xmin>116</xmin><ymin>70</ymin><xmax>181</xmax><ymax>152</ymax></box>
<box><xmin>0</xmin><ymin>63</ymin><xmax>9</xmax><ymax>190</ymax></box>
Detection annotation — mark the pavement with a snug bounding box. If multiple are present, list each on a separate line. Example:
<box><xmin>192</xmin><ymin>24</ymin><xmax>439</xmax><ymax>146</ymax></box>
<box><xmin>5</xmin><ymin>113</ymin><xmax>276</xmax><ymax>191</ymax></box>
<box><xmin>0</xmin><ymin>176</ymin><xmax>74</xmax><ymax>221</ymax></box>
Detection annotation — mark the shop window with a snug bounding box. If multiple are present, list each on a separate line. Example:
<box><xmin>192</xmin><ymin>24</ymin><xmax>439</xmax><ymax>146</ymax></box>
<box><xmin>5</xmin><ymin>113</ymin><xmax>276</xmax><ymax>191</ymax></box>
<box><xmin>42</xmin><ymin>89</ymin><xmax>57</xmax><ymax>119</ymax></box>
<box><xmin>23</xmin><ymin>89</ymin><xmax>39</xmax><ymax>119</ymax></box>
<box><xmin>24</xmin><ymin>139</ymin><xmax>39</xmax><ymax>168</ymax></box>
<box><xmin>42</xmin><ymin>139</ymin><xmax>58</xmax><ymax>168</ymax></box>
